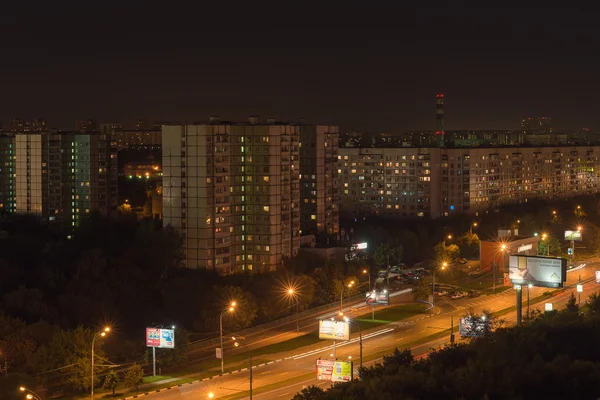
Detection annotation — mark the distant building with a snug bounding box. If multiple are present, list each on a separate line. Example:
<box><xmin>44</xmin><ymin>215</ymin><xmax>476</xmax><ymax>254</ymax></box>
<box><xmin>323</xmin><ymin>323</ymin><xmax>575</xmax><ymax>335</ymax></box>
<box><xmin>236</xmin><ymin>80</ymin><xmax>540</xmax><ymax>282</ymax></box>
<box><xmin>99</xmin><ymin>122</ymin><xmax>123</xmax><ymax>134</ymax></box>
<box><xmin>299</xmin><ymin>125</ymin><xmax>339</xmax><ymax>236</ymax></box>
<box><xmin>75</xmin><ymin>119</ymin><xmax>97</xmax><ymax>133</ymax></box>
<box><xmin>113</xmin><ymin>130</ymin><xmax>161</xmax><ymax>150</ymax></box>
<box><xmin>10</xmin><ymin>118</ymin><xmax>48</xmax><ymax>133</ymax></box>
<box><xmin>521</xmin><ymin>117</ymin><xmax>552</xmax><ymax>135</ymax></box>
<box><xmin>338</xmin><ymin>145</ymin><xmax>600</xmax><ymax>219</ymax></box>
<box><xmin>3</xmin><ymin>132</ymin><xmax>118</xmax><ymax>230</ymax></box>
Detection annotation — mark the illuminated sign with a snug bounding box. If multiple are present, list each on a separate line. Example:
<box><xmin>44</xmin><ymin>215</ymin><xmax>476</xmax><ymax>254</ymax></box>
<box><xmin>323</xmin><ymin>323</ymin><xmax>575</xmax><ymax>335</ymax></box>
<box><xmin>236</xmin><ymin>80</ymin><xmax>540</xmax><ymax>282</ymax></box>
<box><xmin>509</xmin><ymin>255</ymin><xmax>567</xmax><ymax>288</ymax></box>
<box><xmin>365</xmin><ymin>290</ymin><xmax>390</xmax><ymax>306</ymax></box>
<box><xmin>545</xmin><ymin>303</ymin><xmax>553</xmax><ymax>311</ymax></box>
<box><xmin>459</xmin><ymin>316</ymin><xmax>490</xmax><ymax>337</ymax></box>
<box><xmin>517</xmin><ymin>244</ymin><xmax>532</xmax><ymax>253</ymax></box>
<box><xmin>146</xmin><ymin>328</ymin><xmax>175</xmax><ymax>349</ymax></box>
<box><xmin>316</xmin><ymin>360</ymin><xmax>353</xmax><ymax>382</ymax></box>
<box><xmin>565</xmin><ymin>230</ymin><xmax>583</xmax><ymax>241</ymax></box>
<box><xmin>318</xmin><ymin>320</ymin><xmax>350</xmax><ymax>341</ymax></box>
<box><xmin>353</xmin><ymin>242</ymin><xmax>368</xmax><ymax>250</ymax></box>
<box><xmin>596</xmin><ymin>271</ymin><xmax>600</xmax><ymax>284</ymax></box>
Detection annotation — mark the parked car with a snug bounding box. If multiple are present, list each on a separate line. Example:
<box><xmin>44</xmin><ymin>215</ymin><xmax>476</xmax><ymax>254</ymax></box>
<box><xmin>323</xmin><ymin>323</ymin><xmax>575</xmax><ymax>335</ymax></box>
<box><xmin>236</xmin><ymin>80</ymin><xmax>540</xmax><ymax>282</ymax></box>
<box><xmin>459</xmin><ymin>258</ymin><xmax>468</xmax><ymax>264</ymax></box>
<box><xmin>450</xmin><ymin>291</ymin><xmax>468</xmax><ymax>300</ymax></box>
<box><xmin>468</xmin><ymin>290</ymin><xmax>481</xmax><ymax>298</ymax></box>
<box><xmin>435</xmin><ymin>289</ymin><xmax>448</xmax><ymax>296</ymax></box>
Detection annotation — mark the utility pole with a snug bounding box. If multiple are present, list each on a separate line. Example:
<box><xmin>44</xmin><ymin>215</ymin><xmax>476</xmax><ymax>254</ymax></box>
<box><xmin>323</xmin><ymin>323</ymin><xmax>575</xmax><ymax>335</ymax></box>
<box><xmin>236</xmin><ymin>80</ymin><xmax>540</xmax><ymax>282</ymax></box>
<box><xmin>249</xmin><ymin>357</ymin><xmax>253</xmax><ymax>400</ymax></box>
<box><xmin>450</xmin><ymin>316</ymin><xmax>455</xmax><ymax>345</ymax></box>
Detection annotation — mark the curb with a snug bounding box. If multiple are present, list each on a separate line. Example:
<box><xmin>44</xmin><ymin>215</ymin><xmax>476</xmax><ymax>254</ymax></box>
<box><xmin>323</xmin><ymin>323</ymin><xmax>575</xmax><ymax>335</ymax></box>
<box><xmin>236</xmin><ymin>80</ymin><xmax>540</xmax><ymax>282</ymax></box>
<box><xmin>118</xmin><ymin>358</ymin><xmax>287</xmax><ymax>399</ymax></box>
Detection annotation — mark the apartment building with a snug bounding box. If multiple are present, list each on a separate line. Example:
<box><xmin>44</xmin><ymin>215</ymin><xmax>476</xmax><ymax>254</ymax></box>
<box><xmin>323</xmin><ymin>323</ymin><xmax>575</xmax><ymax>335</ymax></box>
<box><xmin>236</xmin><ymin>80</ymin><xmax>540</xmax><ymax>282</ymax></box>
<box><xmin>162</xmin><ymin>122</ymin><xmax>301</xmax><ymax>273</ymax></box>
<box><xmin>0</xmin><ymin>135</ymin><xmax>15</xmax><ymax>213</ymax></box>
<box><xmin>299</xmin><ymin>125</ymin><xmax>339</xmax><ymax>236</ymax></box>
<box><xmin>9</xmin><ymin>133</ymin><xmax>118</xmax><ymax>230</ymax></box>
<box><xmin>338</xmin><ymin>146</ymin><xmax>600</xmax><ymax>219</ymax></box>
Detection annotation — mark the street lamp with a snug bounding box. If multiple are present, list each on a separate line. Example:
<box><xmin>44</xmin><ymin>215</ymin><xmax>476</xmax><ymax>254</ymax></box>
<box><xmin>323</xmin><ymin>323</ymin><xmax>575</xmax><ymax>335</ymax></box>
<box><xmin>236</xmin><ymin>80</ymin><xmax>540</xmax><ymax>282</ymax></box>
<box><xmin>527</xmin><ymin>283</ymin><xmax>533</xmax><ymax>320</ymax></box>
<box><xmin>496</xmin><ymin>244</ymin><xmax>507</xmax><ymax>293</ymax></box>
<box><xmin>362</xmin><ymin>268</ymin><xmax>371</xmax><ymax>290</ymax></box>
<box><xmin>19</xmin><ymin>387</ymin><xmax>41</xmax><ymax>400</ymax></box>
<box><xmin>208</xmin><ymin>392</ymin><xmax>215</xmax><ymax>399</ymax></box>
<box><xmin>470</xmin><ymin>222</ymin><xmax>478</xmax><ymax>235</ymax></box>
<box><xmin>343</xmin><ymin>316</ymin><xmax>362</xmax><ymax>369</ymax></box>
<box><xmin>91</xmin><ymin>327</ymin><xmax>110</xmax><ymax>400</ymax></box>
<box><xmin>286</xmin><ymin>288</ymin><xmax>300</xmax><ymax>334</ymax></box>
<box><xmin>340</xmin><ymin>281</ymin><xmax>355</xmax><ymax>312</ymax></box>
<box><xmin>444</xmin><ymin>234</ymin><xmax>452</xmax><ymax>248</ymax></box>
<box><xmin>219</xmin><ymin>302</ymin><xmax>236</xmax><ymax>374</ymax></box>
<box><xmin>432</xmin><ymin>261</ymin><xmax>447</xmax><ymax>311</ymax></box>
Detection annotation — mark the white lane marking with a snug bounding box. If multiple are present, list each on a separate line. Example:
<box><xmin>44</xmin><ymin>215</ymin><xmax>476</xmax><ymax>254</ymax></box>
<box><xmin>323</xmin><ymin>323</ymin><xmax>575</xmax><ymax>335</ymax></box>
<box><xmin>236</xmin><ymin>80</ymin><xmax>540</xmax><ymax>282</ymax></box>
<box><xmin>292</xmin><ymin>328</ymin><xmax>395</xmax><ymax>360</ymax></box>
<box><xmin>395</xmin><ymin>337</ymin><xmax>405</xmax><ymax>342</ymax></box>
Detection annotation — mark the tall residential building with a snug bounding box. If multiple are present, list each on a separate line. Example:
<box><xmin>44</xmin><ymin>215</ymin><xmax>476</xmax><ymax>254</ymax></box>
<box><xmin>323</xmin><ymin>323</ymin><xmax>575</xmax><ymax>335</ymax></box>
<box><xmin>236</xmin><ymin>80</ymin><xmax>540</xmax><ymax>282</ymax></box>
<box><xmin>0</xmin><ymin>135</ymin><xmax>15</xmax><ymax>213</ymax></box>
<box><xmin>299</xmin><ymin>125</ymin><xmax>339</xmax><ymax>235</ymax></box>
<box><xmin>113</xmin><ymin>130</ymin><xmax>161</xmax><ymax>150</ymax></box>
<box><xmin>436</xmin><ymin>93</ymin><xmax>445</xmax><ymax>147</ymax></box>
<box><xmin>10</xmin><ymin>118</ymin><xmax>48</xmax><ymax>133</ymax></box>
<box><xmin>11</xmin><ymin>133</ymin><xmax>117</xmax><ymax>230</ymax></box>
<box><xmin>339</xmin><ymin>145</ymin><xmax>600</xmax><ymax>219</ymax></box>
<box><xmin>162</xmin><ymin>122</ymin><xmax>301</xmax><ymax>273</ymax></box>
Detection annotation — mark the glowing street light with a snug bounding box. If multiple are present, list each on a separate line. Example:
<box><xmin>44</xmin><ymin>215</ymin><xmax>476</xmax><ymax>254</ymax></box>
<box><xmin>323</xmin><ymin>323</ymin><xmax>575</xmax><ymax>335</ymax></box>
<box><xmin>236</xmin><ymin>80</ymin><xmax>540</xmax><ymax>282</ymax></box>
<box><xmin>208</xmin><ymin>392</ymin><xmax>215</xmax><ymax>399</ymax></box>
<box><xmin>340</xmin><ymin>281</ymin><xmax>355</xmax><ymax>312</ymax></box>
<box><xmin>19</xmin><ymin>387</ymin><xmax>41</xmax><ymax>400</ymax></box>
<box><xmin>219</xmin><ymin>302</ymin><xmax>236</xmax><ymax>374</ymax></box>
<box><xmin>91</xmin><ymin>327</ymin><xmax>111</xmax><ymax>400</ymax></box>
<box><xmin>362</xmin><ymin>268</ymin><xmax>371</xmax><ymax>290</ymax></box>
<box><xmin>286</xmin><ymin>287</ymin><xmax>300</xmax><ymax>334</ymax></box>
<box><xmin>432</xmin><ymin>261</ymin><xmax>448</xmax><ymax>310</ymax></box>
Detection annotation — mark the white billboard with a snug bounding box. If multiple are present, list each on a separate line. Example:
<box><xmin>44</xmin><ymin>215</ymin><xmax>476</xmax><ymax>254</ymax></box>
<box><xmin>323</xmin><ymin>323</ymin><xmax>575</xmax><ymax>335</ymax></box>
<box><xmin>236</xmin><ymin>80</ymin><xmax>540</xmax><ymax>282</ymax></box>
<box><xmin>318</xmin><ymin>320</ymin><xmax>350</xmax><ymax>341</ymax></box>
<box><xmin>509</xmin><ymin>255</ymin><xmax>567</xmax><ymax>288</ymax></box>
<box><xmin>565</xmin><ymin>230</ymin><xmax>582</xmax><ymax>241</ymax></box>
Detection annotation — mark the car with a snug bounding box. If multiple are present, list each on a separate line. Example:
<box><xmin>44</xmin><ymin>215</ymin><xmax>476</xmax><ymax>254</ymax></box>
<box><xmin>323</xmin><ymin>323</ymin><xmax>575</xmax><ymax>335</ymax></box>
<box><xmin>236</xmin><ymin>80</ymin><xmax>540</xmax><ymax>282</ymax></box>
<box><xmin>450</xmin><ymin>291</ymin><xmax>468</xmax><ymax>300</ymax></box>
<box><xmin>468</xmin><ymin>290</ymin><xmax>481</xmax><ymax>298</ymax></box>
<box><xmin>459</xmin><ymin>258</ymin><xmax>468</xmax><ymax>264</ymax></box>
<box><xmin>435</xmin><ymin>290</ymin><xmax>448</xmax><ymax>296</ymax></box>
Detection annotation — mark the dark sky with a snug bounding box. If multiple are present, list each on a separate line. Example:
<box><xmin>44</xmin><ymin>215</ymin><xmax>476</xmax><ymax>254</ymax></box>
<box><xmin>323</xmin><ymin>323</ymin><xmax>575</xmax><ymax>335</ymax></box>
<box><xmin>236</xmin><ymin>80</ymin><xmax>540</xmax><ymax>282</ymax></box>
<box><xmin>1</xmin><ymin>3</ymin><xmax>598</xmax><ymax>133</ymax></box>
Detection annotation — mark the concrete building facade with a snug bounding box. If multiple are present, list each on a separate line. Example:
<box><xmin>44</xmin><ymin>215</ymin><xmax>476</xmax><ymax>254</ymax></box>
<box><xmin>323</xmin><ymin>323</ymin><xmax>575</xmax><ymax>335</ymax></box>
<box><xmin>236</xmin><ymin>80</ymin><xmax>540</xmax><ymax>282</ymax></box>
<box><xmin>339</xmin><ymin>145</ymin><xmax>600</xmax><ymax>219</ymax></box>
<box><xmin>8</xmin><ymin>133</ymin><xmax>118</xmax><ymax>230</ymax></box>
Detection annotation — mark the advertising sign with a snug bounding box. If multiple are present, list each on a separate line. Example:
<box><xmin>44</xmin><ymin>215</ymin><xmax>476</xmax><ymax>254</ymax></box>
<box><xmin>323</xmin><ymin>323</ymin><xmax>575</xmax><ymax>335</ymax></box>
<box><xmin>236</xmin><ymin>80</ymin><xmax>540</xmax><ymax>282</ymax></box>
<box><xmin>508</xmin><ymin>255</ymin><xmax>567</xmax><ymax>288</ymax></box>
<box><xmin>352</xmin><ymin>242</ymin><xmax>368</xmax><ymax>250</ymax></box>
<box><xmin>577</xmin><ymin>284</ymin><xmax>583</xmax><ymax>293</ymax></box>
<box><xmin>545</xmin><ymin>303</ymin><xmax>553</xmax><ymax>311</ymax></box>
<box><xmin>596</xmin><ymin>271</ymin><xmax>600</xmax><ymax>284</ymax></box>
<box><xmin>565</xmin><ymin>230</ymin><xmax>583</xmax><ymax>241</ymax></box>
<box><xmin>318</xmin><ymin>320</ymin><xmax>350</xmax><ymax>341</ymax></box>
<box><xmin>459</xmin><ymin>317</ymin><xmax>489</xmax><ymax>337</ymax></box>
<box><xmin>316</xmin><ymin>360</ymin><xmax>353</xmax><ymax>382</ymax></box>
<box><xmin>146</xmin><ymin>328</ymin><xmax>175</xmax><ymax>349</ymax></box>
<box><xmin>365</xmin><ymin>290</ymin><xmax>390</xmax><ymax>306</ymax></box>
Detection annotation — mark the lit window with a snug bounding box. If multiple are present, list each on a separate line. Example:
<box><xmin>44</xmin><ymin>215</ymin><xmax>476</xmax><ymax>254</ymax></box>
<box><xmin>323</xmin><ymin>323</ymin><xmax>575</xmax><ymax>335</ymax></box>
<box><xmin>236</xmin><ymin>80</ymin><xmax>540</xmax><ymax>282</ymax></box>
<box><xmin>265</xmin><ymin>245</ymin><xmax>270</xmax><ymax>252</ymax></box>
<box><xmin>263</xmin><ymin>206</ymin><xmax>270</xmax><ymax>212</ymax></box>
<box><xmin>263</xmin><ymin>176</ymin><xmax>269</xmax><ymax>182</ymax></box>
<box><xmin>311</xmin><ymin>215</ymin><xmax>316</xmax><ymax>220</ymax></box>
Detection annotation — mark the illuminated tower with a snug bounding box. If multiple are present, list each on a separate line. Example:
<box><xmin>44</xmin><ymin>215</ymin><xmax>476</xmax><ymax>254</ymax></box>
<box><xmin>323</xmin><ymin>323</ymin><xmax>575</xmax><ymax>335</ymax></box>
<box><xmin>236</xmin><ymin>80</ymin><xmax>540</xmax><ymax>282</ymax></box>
<box><xmin>436</xmin><ymin>93</ymin><xmax>445</xmax><ymax>147</ymax></box>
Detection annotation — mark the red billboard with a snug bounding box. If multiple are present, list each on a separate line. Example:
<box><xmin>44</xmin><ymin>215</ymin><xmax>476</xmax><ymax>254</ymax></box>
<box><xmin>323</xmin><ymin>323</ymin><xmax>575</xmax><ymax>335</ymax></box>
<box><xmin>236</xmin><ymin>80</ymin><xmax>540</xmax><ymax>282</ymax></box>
<box><xmin>146</xmin><ymin>328</ymin><xmax>161</xmax><ymax>347</ymax></box>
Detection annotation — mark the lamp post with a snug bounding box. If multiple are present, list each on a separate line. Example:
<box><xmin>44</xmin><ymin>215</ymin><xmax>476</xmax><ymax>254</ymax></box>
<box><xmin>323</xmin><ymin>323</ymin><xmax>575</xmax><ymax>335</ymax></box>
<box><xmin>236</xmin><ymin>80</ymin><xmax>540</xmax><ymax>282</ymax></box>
<box><xmin>91</xmin><ymin>327</ymin><xmax>110</xmax><ymax>400</ymax></box>
<box><xmin>343</xmin><ymin>316</ymin><xmax>362</xmax><ymax>369</ymax></box>
<box><xmin>470</xmin><ymin>222</ymin><xmax>478</xmax><ymax>235</ymax></box>
<box><xmin>527</xmin><ymin>283</ymin><xmax>533</xmax><ymax>320</ymax></box>
<box><xmin>287</xmin><ymin>288</ymin><xmax>300</xmax><ymax>334</ymax></box>
<box><xmin>432</xmin><ymin>262</ymin><xmax>447</xmax><ymax>311</ymax></box>
<box><xmin>219</xmin><ymin>302</ymin><xmax>236</xmax><ymax>374</ymax></box>
<box><xmin>340</xmin><ymin>281</ymin><xmax>354</xmax><ymax>312</ymax></box>
<box><xmin>362</xmin><ymin>268</ymin><xmax>371</xmax><ymax>290</ymax></box>
<box><xmin>444</xmin><ymin>234</ymin><xmax>452</xmax><ymax>248</ymax></box>
<box><xmin>19</xmin><ymin>387</ymin><xmax>41</xmax><ymax>400</ymax></box>
<box><xmin>541</xmin><ymin>233</ymin><xmax>550</xmax><ymax>256</ymax></box>
<box><xmin>496</xmin><ymin>244</ymin><xmax>506</xmax><ymax>293</ymax></box>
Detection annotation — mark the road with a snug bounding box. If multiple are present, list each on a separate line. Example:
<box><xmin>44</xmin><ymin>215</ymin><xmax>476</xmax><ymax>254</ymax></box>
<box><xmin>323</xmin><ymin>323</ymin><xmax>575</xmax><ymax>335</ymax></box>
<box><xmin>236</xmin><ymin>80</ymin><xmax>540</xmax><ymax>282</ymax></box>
<box><xmin>141</xmin><ymin>261</ymin><xmax>599</xmax><ymax>400</ymax></box>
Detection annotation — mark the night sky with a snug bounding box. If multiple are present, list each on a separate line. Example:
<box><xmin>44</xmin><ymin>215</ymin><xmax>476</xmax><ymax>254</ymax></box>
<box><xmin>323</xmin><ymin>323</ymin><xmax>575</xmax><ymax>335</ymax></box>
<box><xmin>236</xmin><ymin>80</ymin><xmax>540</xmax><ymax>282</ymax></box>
<box><xmin>1</xmin><ymin>3</ymin><xmax>598</xmax><ymax>133</ymax></box>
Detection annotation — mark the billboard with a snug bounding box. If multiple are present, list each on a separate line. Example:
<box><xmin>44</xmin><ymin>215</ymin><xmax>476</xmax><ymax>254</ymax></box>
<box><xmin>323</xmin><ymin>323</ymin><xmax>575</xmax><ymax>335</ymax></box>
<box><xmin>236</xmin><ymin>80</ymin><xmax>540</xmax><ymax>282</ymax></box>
<box><xmin>316</xmin><ymin>360</ymin><xmax>353</xmax><ymax>382</ymax></box>
<box><xmin>596</xmin><ymin>270</ymin><xmax>600</xmax><ymax>284</ymax></box>
<box><xmin>352</xmin><ymin>242</ymin><xmax>368</xmax><ymax>250</ymax></box>
<box><xmin>146</xmin><ymin>328</ymin><xmax>175</xmax><ymax>349</ymax></box>
<box><xmin>365</xmin><ymin>290</ymin><xmax>390</xmax><ymax>306</ymax></box>
<box><xmin>318</xmin><ymin>320</ymin><xmax>350</xmax><ymax>341</ymax></box>
<box><xmin>565</xmin><ymin>230</ymin><xmax>582</xmax><ymax>241</ymax></box>
<box><xmin>508</xmin><ymin>255</ymin><xmax>567</xmax><ymax>288</ymax></box>
<box><xmin>459</xmin><ymin>316</ymin><xmax>490</xmax><ymax>337</ymax></box>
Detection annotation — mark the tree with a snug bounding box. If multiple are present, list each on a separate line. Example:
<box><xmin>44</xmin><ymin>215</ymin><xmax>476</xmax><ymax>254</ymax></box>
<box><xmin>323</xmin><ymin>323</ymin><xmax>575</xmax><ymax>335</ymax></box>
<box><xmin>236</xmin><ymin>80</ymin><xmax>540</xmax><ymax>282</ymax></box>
<box><xmin>291</xmin><ymin>385</ymin><xmax>325</xmax><ymax>400</ymax></box>
<box><xmin>374</xmin><ymin>242</ymin><xmax>404</xmax><ymax>267</ymax></box>
<box><xmin>216</xmin><ymin>286</ymin><xmax>258</xmax><ymax>331</ymax></box>
<box><xmin>123</xmin><ymin>363</ymin><xmax>143</xmax><ymax>392</ymax></box>
<box><xmin>103</xmin><ymin>369</ymin><xmax>119</xmax><ymax>396</ymax></box>
<box><xmin>566</xmin><ymin>293</ymin><xmax>579</xmax><ymax>313</ymax></box>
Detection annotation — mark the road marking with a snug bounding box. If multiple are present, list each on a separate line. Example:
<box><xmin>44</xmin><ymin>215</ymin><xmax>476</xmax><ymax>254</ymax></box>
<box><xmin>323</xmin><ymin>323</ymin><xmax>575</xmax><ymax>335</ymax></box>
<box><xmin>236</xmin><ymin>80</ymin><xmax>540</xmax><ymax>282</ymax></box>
<box><xmin>395</xmin><ymin>337</ymin><xmax>404</xmax><ymax>342</ymax></box>
<box><xmin>279</xmin><ymin>372</ymin><xmax>289</xmax><ymax>376</ymax></box>
<box><xmin>277</xmin><ymin>393</ymin><xmax>290</xmax><ymax>397</ymax></box>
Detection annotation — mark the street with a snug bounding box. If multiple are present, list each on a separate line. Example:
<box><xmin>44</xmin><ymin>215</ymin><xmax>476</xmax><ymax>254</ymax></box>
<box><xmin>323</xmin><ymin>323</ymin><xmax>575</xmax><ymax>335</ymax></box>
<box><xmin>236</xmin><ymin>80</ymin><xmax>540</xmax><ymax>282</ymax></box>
<box><xmin>137</xmin><ymin>261</ymin><xmax>598</xmax><ymax>400</ymax></box>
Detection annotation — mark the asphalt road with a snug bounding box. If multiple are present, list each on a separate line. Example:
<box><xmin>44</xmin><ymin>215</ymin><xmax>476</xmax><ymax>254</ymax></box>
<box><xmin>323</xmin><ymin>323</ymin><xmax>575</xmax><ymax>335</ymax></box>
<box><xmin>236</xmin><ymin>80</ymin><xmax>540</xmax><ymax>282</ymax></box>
<box><xmin>145</xmin><ymin>261</ymin><xmax>599</xmax><ymax>400</ymax></box>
